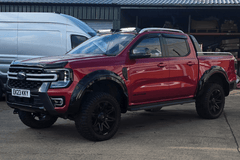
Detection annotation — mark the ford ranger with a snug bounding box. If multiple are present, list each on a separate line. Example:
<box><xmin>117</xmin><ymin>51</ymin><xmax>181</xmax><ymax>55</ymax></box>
<box><xmin>6</xmin><ymin>28</ymin><xmax>236</xmax><ymax>141</ymax></box>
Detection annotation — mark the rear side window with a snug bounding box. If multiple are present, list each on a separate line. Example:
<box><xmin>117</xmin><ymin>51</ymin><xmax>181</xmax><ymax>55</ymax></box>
<box><xmin>71</xmin><ymin>35</ymin><xmax>87</xmax><ymax>49</ymax></box>
<box><xmin>164</xmin><ymin>38</ymin><xmax>189</xmax><ymax>57</ymax></box>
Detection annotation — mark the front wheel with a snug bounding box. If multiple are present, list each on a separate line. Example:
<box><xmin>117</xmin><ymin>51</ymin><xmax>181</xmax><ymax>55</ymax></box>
<box><xmin>196</xmin><ymin>83</ymin><xmax>225</xmax><ymax>119</ymax></box>
<box><xmin>18</xmin><ymin>110</ymin><xmax>58</xmax><ymax>129</ymax></box>
<box><xmin>75</xmin><ymin>92</ymin><xmax>121</xmax><ymax>141</ymax></box>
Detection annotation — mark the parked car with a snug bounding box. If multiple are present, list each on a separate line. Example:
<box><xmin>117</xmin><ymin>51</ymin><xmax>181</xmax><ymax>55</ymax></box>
<box><xmin>0</xmin><ymin>12</ymin><xmax>96</xmax><ymax>99</ymax></box>
<box><xmin>6</xmin><ymin>27</ymin><xmax>236</xmax><ymax>141</ymax></box>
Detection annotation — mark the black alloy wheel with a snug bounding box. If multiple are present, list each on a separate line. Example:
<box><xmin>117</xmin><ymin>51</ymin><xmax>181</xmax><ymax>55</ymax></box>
<box><xmin>92</xmin><ymin>101</ymin><xmax>117</xmax><ymax>136</ymax></box>
<box><xmin>75</xmin><ymin>92</ymin><xmax>121</xmax><ymax>141</ymax></box>
<box><xmin>196</xmin><ymin>83</ymin><xmax>225</xmax><ymax>119</ymax></box>
<box><xmin>208</xmin><ymin>89</ymin><xmax>224</xmax><ymax>115</ymax></box>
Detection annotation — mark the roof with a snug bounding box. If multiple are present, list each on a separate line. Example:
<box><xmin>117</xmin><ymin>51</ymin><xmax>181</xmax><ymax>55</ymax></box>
<box><xmin>0</xmin><ymin>0</ymin><xmax>113</xmax><ymax>4</ymax></box>
<box><xmin>1</xmin><ymin>0</ymin><xmax>240</xmax><ymax>6</ymax></box>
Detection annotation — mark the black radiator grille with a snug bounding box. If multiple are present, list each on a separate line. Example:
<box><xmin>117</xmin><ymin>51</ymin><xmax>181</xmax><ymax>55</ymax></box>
<box><xmin>8</xmin><ymin>79</ymin><xmax>42</xmax><ymax>90</ymax></box>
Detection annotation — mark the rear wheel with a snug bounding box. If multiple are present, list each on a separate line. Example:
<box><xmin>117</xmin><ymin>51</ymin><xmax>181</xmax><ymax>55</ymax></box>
<box><xmin>18</xmin><ymin>110</ymin><xmax>58</xmax><ymax>129</ymax></box>
<box><xmin>196</xmin><ymin>83</ymin><xmax>225</xmax><ymax>119</ymax></box>
<box><xmin>75</xmin><ymin>92</ymin><xmax>121</xmax><ymax>141</ymax></box>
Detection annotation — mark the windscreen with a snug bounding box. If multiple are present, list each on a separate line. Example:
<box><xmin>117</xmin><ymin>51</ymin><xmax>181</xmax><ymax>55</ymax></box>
<box><xmin>68</xmin><ymin>34</ymin><xmax>135</xmax><ymax>56</ymax></box>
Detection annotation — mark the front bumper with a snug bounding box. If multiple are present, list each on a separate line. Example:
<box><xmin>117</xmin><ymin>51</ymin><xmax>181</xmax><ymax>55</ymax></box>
<box><xmin>6</xmin><ymin>82</ymin><xmax>59</xmax><ymax>115</ymax></box>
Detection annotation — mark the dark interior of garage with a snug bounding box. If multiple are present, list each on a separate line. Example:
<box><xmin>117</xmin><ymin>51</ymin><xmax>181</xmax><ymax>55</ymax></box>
<box><xmin>121</xmin><ymin>7</ymin><xmax>240</xmax><ymax>74</ymax></box>
<box><xmin>121</xmin><ymin>8</ymin><xmax>240</xmax><ymax>51</ymax></box>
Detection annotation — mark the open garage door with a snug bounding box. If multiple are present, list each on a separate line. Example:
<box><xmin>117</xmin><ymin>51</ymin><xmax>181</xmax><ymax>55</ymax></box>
<box><xmin>84</xmin><ymin>21</ymin><xmax>113</xmax><ymax>31</ymax></box>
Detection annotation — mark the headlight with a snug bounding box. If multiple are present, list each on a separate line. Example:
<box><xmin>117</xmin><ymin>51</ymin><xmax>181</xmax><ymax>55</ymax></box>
<box><xmin>45</xmin><ymin>68</ymin><xmax>73</xmax><ymax>88</ymax></box>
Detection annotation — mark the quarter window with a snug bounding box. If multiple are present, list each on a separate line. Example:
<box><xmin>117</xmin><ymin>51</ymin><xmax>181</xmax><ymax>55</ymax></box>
<box><xmin>71</xmin><ymin>35</ymin><xmax>87</xmax><ymax>49</ymax></box>
<box><xmin>165</xmin><ymin>38</ymin><xmax>189</xmax><ymax>57</ymax></box>
<box><xmin>134</xmin><ymin>37</ymin><xmax>162</xmax><ymax>58</ymax></box>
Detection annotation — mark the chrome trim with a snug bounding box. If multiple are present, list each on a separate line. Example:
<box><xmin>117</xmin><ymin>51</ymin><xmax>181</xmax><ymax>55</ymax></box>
<box><xmin>9</xmin><ymin>67</ymin><xmax>43</xmax><ymax>71</ymax></box>
<box><xmin>39</xmin><ymin>82</ymin><xmax>50</xmax><ymax>93</ymax></box>
<box><xmin>139</xmin><ymin>28</ymin><xmax>184</xmax><ymax>34</ymax></box>
<box><xmin>7</xmin><ymin>71</ymin><xmax>58</xmax><ymax>82</ymax></box>
<box><xmin>51</xmin><ymin>98</ymin><xmax>64</xmax><ymax>107</ymax></box>
<box><xmin>7</xmin><ymin>72</ymin><xmax>18</xmax><ymax>79</ymax></box>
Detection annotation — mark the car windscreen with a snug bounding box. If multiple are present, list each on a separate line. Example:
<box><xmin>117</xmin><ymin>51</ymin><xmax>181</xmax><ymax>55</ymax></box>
<box><xmin>68</xmin><ymin>34</ymin><xmax>135</xmax><ymax>56</ymax></box>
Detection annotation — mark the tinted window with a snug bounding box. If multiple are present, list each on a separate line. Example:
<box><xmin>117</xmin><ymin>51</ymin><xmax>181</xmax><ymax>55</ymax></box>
<box><xmin>71</xmin><ymin>35</ymin><xmax>87</xmax><ymax>49</ymax></box>
<box><xmin>165</xmin><ymin>38</ymin><xmax>189</xmax><ymax>57</ymax></box>
<box><xmin>69</xmin><ymin>34</ymin><xmax>134</xmax><ymax>56</ymax></box>
<box><xmin>134</xmin><ymin>37</ymin><xmax>162</xmax><ymax>57</ymax></box>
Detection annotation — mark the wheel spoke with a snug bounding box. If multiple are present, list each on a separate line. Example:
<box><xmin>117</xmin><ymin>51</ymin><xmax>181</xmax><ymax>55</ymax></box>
<box><xmin>106</xmin><ymin>108</ymin><xmax>114</xmax><ymax>115</ymax></box>
<box><xmin>212</xmin><ymin>105</ymin><xmax>216</xmax><ymax>112</ymax></box>
<box><xmin>214</xmin><ymin>91</ymin><xmax>221</xmax><ymax>99</ymax></box>
<box><xmin>99</xmin><ymin>123</ymin><xmax>104</xmax><ymax>132</ymax></box>
<box><xmin>93</xmin><ymin>119</ymin><xmax>98</xmax><ymax>127</ymax></box>
<box><xmin>214</xmin><ymin>103</ymin><xmax>220</xmax><ymax>110</ymax></box>
<box><xmin>106</xmin><ymin>116</ymin><xmax>116</xmax><ymax>122</ymax></box>
<box><xmin>103</xmin><ymin>121</ymin><xmax>110</xmax><ymax>129</ymax></box>
<box><xmin>215</xmin><ymin>99</ymin><xmax>222</xmax><ymax>104</ymax></box>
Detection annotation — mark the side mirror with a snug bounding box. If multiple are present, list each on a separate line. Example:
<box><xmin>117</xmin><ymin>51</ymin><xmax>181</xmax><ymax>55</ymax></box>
<box><xmin>130</xmin><ymin>48</ymin><xmax>151</xmax><ymax>59</ymax></box>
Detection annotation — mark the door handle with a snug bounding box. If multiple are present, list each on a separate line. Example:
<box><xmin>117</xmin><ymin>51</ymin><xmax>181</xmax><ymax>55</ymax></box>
<box><xmin>157</xmin><ymin>62</ymin><xmax>167</xmax><ymax>67</ymax></box>
<box><xmin>187</xmin><ymin>61</ymin><xmax>195</xmax><ymax>66</ymax></box>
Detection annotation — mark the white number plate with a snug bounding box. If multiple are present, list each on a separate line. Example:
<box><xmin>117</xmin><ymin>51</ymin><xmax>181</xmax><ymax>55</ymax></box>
<box><xmin>12</xmin><ymin>88</ymin><xmax>30</xmax><ymax>98</ymax></box>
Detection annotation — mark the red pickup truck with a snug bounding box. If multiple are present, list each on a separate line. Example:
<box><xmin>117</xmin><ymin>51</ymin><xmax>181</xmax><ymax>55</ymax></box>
<box><xmin>6</xmin><ymin>28</ymin><xmax>236</xmax><ymax>141</ymax></box>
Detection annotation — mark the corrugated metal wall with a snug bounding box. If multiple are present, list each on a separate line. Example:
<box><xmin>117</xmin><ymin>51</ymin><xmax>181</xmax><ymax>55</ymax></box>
<box><xmin>0</xmin><ymin>3</ymin><xmax>120</xmax><ymax>29</ymax></box>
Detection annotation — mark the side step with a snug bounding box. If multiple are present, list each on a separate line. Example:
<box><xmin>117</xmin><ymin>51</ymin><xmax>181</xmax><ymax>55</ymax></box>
<box><xmin>128</xmin><ymin>98</ymin><xmax>195</xmax><ymax>111</ymax></box>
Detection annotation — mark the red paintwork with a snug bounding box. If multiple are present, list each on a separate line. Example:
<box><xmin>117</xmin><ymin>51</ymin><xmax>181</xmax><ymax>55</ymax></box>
<box><xmin>33</xmin><ymin>31</ymin><xmax>236</xmax><ymax>113</ymax></box>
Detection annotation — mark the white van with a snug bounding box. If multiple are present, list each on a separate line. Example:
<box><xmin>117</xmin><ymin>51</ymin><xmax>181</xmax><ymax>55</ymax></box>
<box><xmin>0</xmin><ymin>12</ymin><xmax>97</xmax><ymax>98</ymax></box>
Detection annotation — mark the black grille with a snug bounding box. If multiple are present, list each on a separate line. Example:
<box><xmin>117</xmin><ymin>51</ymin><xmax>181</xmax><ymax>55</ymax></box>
<box><xmin>8</xmin><ymin>79</ymin><xmax>42</xmax><ymax>90</ymax></box>
<box><xmin>9</xmin><ymin>67</ymin><xmax>43</xmax><ymax>74</ymax></box>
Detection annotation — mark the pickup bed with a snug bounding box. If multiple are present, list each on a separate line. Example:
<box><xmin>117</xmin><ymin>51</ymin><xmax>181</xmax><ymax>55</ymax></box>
<box><xmin>6</xmin><ymin>28</ymin><xmax>236</xmax><ymax>141</ymax></box>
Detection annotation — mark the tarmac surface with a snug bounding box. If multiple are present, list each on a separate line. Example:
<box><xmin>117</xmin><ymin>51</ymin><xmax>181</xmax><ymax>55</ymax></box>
<box><xmin>1</xmin><ymin>90</ymin><xmax>240</xmax><ymax>160</ymax></box>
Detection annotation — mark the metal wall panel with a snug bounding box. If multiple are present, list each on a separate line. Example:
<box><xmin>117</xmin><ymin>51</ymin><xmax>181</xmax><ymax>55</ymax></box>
<box><xmin>0</xmin><ymin>4</ymin><xmax>120</xmax><ymax>29</ymax></box>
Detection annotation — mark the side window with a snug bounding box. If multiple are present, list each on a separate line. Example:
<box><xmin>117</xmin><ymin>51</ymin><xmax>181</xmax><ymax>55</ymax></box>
<box><xmin>134</xmin><ymin>37</ymin><xmax>162</xmax><ymax>58</ymax></box>
<box><xmin>71</xmin><ymin>35</ymin><xmax>88</xmax><ymax>49</ymax></box>
<box><xmin>165</xmin><ymin>38</ymin><xmax>189</xmax><ymax>57</ymax></box>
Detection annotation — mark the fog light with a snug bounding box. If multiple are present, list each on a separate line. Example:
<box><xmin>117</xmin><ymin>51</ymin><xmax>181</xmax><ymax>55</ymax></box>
<box><xmin>51</xmin><ymin>97</ymin><xmax>64</xmax><ymax>107</ymax></box>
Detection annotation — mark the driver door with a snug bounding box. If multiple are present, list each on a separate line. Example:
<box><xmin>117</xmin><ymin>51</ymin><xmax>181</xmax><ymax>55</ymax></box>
<box><xmin>128</xmin><ymin>34</ymin><xmax>170</xmax><ymax>104</ymax></box>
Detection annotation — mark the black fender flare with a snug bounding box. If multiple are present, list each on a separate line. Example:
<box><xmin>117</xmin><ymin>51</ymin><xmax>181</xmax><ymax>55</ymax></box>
<box><xmin>67</xmin><ymin>70</ymin><xmax>128</xmax><ymax>115</ymax></box>
<box><xmin>196</xmin><ymin>66</ymin><xmax>230</xmax><ymax>97</ymax></box>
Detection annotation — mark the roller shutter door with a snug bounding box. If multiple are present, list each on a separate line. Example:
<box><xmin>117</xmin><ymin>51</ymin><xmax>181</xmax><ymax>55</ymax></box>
<box><xmin>84</xmin><ymin>21</ymin><xmax>113</xmax><ymax>31</ymax></box>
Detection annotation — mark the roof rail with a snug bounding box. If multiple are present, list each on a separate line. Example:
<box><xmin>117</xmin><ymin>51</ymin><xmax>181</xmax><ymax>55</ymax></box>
<box><xmin>139</xmin><ymin>28</ymin><xmax>184</xmax><ymax>34</ymax></box>
<box><xmin>120</xmin><ymin>27</ymin><xmax>140</xmax><ymax>33</ymax></box>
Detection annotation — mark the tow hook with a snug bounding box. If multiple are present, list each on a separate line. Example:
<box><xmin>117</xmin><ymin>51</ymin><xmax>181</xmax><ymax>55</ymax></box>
<box><xmin>13</xmin><ymin>109</ymin><xmax>19</xmax><ymax>114</ymax></box>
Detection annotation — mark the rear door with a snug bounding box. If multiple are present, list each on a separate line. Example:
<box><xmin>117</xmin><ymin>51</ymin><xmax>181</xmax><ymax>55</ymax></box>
<box><xmin>128</xmin><ymin>34</ymin><xmax>170</xmax><ymax>104</ymax></box>
<box><xmin>162</xmin><ymin>34</ymin><xmax>198</xmax><ymax>99</ymax></box>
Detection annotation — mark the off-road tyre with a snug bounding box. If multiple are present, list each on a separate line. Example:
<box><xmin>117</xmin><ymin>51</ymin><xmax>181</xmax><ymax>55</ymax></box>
<box><xmin>75</xmin><ymin>92</ymin><xmax>121</xmax><ymax>141</ymax></box>
<box><xmin>18</xmin><ymin>110</ymin><xmax>58</xmax><ymax>129</ymax></box>
<box><xmin>196</xmin><ymin>83</ymin><xmax>225</xmax><ymax>119</ymax></box>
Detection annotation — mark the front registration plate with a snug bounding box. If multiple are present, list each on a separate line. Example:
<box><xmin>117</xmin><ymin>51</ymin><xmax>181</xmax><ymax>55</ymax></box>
<box><xmin>12</xmin><ymin>88</ymin><xmax>30</xmax><ymax>98</ymax></box>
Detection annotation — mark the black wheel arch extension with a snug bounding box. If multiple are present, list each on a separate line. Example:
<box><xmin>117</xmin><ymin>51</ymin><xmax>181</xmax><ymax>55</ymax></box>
<box><xmin>67</xmin><ymin>70</ymin><xmax>128</xmax><ymax>115</ymax></box>
<box><xmin>196</xmin><ymin>66</ymin><xmax>231</xmax><ymax>97</ymax></box>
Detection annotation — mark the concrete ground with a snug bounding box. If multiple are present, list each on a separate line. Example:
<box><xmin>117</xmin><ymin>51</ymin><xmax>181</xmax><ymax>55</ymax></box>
<box><xmin>1</xmin><ymin>91</ymin><xmax>240</xmax><ymax>160</ymax></box>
